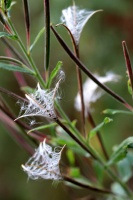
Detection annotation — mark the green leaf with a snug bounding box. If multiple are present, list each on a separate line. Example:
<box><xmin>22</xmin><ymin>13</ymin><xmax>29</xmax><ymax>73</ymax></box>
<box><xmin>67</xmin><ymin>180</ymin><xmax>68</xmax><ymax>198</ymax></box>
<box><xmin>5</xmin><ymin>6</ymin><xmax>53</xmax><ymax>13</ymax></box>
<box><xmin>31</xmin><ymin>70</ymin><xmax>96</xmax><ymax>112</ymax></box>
<box><xmin>27</xmin><ymin>123</ymin><xmax>57</xmax><ymax>134</ymax></box>
<box><xmin>21</xmin><ymin>86</ymin><xmax>35</xmax><ymax>94</ymax></box>
<box><xmin>111</xmin><ymin>182</ymin><xmax>126</xmax><ymax>197</ymax></box>
<box><xmin>0</xmin><ymin>56</ymin><xmax>25</xmax><ymax>66</ymax></box>
<box><xmin>93</xmin><ymin>160</ymin><xmax>104</xmax><ymax>185</ymax></box>
<box><xmin>127</xmin><ymin>79</ymin><xmax>132</xmax><ymax>95</ymax></box>
<box><xmin>88</xmin><ymin>117</ymin><xmax>113</xmax><ymax>140</ymax></box>
<box><xmin>0</xmin><ymin>32</ymin><xmax>17</xmax><ymax>40</ymax></box>
<box><xmin>66</xmin><ymin>149</ymin><xmax>75</xmax><ymax>166</ymax></box>
<box><xmin>103</xmin><ymin>109</ymin><xmax>133</xmax><ymax>115</ymax></box>
<box><xmin>69</xmin><ymin>167</ymin><xmax>80</xmax><ymax>178</ymax></box>
<box><xmin>4</xmin><ymin>0</ymin><xmax>12</xmax><ymax>9</ymax></box>
<box><xmin>8</xmin><ymin>1</ymin><xmax>16</xmax><ymax>11</ymax></box>
<box><xmin>107</xmin><ymin>137</ymin><xmax>133</xmax><ymax>166</ymax></box>
<box><xmin>30</xmin><ymin>27</ymin><xmax>45</xmax><ymax>52</ymax></box>
<box><xmin>46</xmin><ymin>61</ymin><xmax>63</xmax><ymax>88</ymax></box>
<box><xmin>71</xmin><ymin>120</ymin><xmax>77</xmax><ymax>127</ymax></box>
<box><xmin>53</xmin><ymin>136</ymin><xmax>90</xmax><ymax>158</ymax></box>
<box><xmin>117</xmin><ymin>153</ymin><xmax>133</xmax><ymax>182</ymax></box>
<box><xmin>0</xmin><ymin>62</ymin><xmax>35</xmax><ymax>75</ymax></box>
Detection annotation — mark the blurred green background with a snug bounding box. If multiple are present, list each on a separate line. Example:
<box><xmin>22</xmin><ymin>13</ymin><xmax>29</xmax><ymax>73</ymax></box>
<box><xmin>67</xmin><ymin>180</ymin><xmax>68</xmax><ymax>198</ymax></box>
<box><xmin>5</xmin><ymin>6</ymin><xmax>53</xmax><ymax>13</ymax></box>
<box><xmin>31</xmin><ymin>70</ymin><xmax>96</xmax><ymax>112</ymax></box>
<box><xmin>0</xmin><ymin>0</ymin><xmax>133</xmax><ymax>199</ymax></box>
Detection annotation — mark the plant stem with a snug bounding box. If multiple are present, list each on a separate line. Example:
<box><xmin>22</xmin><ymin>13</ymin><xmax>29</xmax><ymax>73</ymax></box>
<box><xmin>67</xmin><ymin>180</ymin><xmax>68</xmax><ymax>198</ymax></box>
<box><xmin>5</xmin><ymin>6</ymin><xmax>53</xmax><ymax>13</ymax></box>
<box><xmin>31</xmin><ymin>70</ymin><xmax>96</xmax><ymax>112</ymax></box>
<box><xmin>56</xmin><ymin>116</ymin><xmax>133</xmax><ymax>198</ymax></box>
<box><xmin>51</xmin><ymin>26</ymin><xmax>133</xmax><ymax>111</ymax></box>
<box><xmin>22</xmin><ymin>0</ymin><xmax>30</xmax><ymax>53</ymax></box>
<box><xmin>44</xmin><ymin>0</ymin><xmax>50</xmax><ymax>80</ymax></box>
<box><xmin>106</xmin><ymin>167</ymin><xmax>133</xmax><ymax>198</ymax></box>
<box><xmin>55</xmin><ymin>118</ymin><xmax>97</xmax><ymax>159</ymax></box>
<box><xmin>64</xmin><ymin>175</ymin><xmax>117</xmax><ymax>197</ymax></box>
<box><xmin>88</xmin><ymin>112</ymin><xmax>109</xmax><ymax>160</ymax></box>
<box><xmin>55</xmin><ymin>101</ymin><xmax>83</xmax><ymax>141</ymax></box>
<box><xmin>122</xmin><ymin>41</ymin><xmax>133</xmax><ymax>95</ymax></box>
<box><xmin>74</xmin><ymin>44</ymin><xmax>86</xmax><ymax>137</ymax></box>
<box><xmin>7</xmin><ymin>19</ymin><xmax>46</xmax><ymax>88</ymax></box>
<box><xmin>75</xmin><ymin>42</ymin><xmax>108</xmax><ymax>160</ymax></box>
<box><xmin>58</xmin><ymin>24</ymin><xmax>86</xmax><ymax>136</ymax></box>
<box><xmin>1</xmin><ymin>38</ymin><xmax>28</xmax><ymax>65</ymax></box>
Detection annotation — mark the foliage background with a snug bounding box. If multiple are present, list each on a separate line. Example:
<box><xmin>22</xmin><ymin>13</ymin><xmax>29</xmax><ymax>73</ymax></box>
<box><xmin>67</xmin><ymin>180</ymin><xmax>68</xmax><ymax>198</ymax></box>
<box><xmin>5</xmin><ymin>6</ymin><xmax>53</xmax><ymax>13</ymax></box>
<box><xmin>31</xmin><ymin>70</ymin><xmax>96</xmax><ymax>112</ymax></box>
<box><xmin>0</xmin><ymin>0</ymin><xmax>133</xmax><ymax>199</ymax></box>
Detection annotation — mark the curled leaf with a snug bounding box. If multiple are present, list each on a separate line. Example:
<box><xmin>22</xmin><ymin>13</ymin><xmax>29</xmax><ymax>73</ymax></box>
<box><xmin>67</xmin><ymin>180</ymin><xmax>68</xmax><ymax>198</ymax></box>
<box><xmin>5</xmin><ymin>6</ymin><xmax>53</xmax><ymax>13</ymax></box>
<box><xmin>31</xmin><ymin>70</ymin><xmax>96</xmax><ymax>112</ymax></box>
<box><xmin>107</xmin><ymin>137</ymin><xmax>133</xmax><ymax>166</ymax></box>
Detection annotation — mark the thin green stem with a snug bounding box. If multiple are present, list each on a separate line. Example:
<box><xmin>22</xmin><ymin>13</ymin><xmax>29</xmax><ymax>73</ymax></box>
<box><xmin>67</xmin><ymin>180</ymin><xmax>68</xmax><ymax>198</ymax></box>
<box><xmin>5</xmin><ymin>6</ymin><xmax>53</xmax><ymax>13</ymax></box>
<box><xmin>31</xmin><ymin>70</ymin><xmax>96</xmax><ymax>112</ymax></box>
<box><xmin>55</xmin><ymin>101</ymin><xmax>83</xmax><ymax>141</ymax></box>
<box><xmin>88</xmin><ymin>112</ymin><xmax>109</xmax><ymax>160</ymax></box>
<box><xmin>7</xmin><ymin>18</ymin><xmax>46</xmax><ymax>88</ymax></box>
<box><xmin>74</xmin><ymin>45</ymin><xmax>86</xmax><ymax>137</ymax></box>
<box><xmin>56</xmin><ymin>118</ymin><xmax>97</xmax><ymax>159</ymax></box>
<box><xmin>55</xmin><ymin>106</ymin><xmax>133</xmax><ymax>198</ymax></box>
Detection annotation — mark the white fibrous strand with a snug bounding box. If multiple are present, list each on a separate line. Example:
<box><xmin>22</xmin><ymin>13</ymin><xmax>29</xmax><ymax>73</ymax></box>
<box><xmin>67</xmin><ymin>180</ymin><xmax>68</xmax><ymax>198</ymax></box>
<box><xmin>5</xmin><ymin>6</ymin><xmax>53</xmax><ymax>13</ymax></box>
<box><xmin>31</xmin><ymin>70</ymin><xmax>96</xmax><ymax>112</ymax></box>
<box><xmin>15</xmin><ymin>83</ymin><xmax>59</xmax><ymax>121</ymax></box>
<box><xmin>61</xmin><ymin>5</ymin><xmax>99</xmax><ymax>45</ymax></box>
<box><xmin>75</xmin><ymin>72</ymin><xmax>121</xmax><ymax>115</ymax></box>
<box><xmin>15</xmin><ymin>71</ymin><xmax>65</xmax><ymax>122</ymax></box>
<box><xmin>22</xmin><ymin>139</ymin><xmax>64</xmax><ymax>180</ymax></box>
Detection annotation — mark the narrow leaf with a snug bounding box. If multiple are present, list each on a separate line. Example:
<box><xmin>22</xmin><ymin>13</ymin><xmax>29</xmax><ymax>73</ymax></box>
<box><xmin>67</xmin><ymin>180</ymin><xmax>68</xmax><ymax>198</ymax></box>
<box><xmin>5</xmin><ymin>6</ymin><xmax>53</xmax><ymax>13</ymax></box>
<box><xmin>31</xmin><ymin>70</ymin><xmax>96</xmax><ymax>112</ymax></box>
<box><xmin>107</xmin><ymin>137</ymin><xmax>133</xmax><ymax>165</ymax></box>
<box><xmin>122</xmin><ymin>41</ymin><xmax>133</xmax><ymax>96</ymax></box>
<box><xmin>4</xmin><ymin>0</ymin><xmax>12</xmax><ymax>9</ymax></box>
<box><xmin>0</xmin><ymin>62</ymin><xmax>35</xmax><ymax>74</ymax></box>
<box><xmin>0</xmin><ymin>118</ymin><xmax>34</xmax><ymax>155</ymax></box>
<box><xmin>0</xmin><ymin>87</ymin><xmax>26</xmax><ymax>102</ymax></box>
<box><xmin>21</xmin><ymin>86</ymin><xmax>34</xmax><ymax>94</ymax></box>
<box><xmin>23</xmin><ymin>0</ymin><xmax>30</xmax><ymax>51</ymax></box>
<box><xmin>0</xmin><ymin>56</ymin><xmax>26</xmax><ymax>66</ymax></box>
<box><xmin>30</xmin><ymin>27</ymin><xmax>45</xmax><ymax>52</ymax></box>
<box><xmin>103</xmin><ymin>109</ymin><xmax>133</xmax><ymax>115</ymax></box>
<box><xmin>53</xmin><ymin>136</ymin><xmax>90</xmax><ymax>158</ymax></box>
<box><xmin>127</xmin><ymin>79</ymin><xmax>132</xmax><ymax>95</ymax></box>
<box><xmin>0</xmin><ymin>9</ymin><xmax>7</xmax><ymax>25</ymax></box>
<box><xmin>44</xmin><ymin>0</ymin><xmax>50</xmax><ymax>71</ymax></box>
<box><xmin>88</xmin><ymin>117</ymin><xmax>113</xmax><ymax>140</ymax></box>
<box><xmin>2</xmin><ymin>38</ymin><xmax>28</xmax><ymax>65</ymax></box>
<box><xmin>93</xmin><ymin>161</ymin><xmax>104</xmax><ymax>184</ymax></box>
<box><xmin>46</xmin><ymin>61</ymin><xmax>63</xmax><ymax>88</ymax></box>
<box><xmin>0</xmin><ymin>32</ymin><xmax>17</xmax><ymax>40</ymax></box>
<box><xmin>66</xmin><ymin>149</ymin><xmax>75</xmax><ymax>166</ymax></box>
<box><xmin>27</xmin><ymin>123</ymin><xmax>57</xmax><ymax>134</ymax></box>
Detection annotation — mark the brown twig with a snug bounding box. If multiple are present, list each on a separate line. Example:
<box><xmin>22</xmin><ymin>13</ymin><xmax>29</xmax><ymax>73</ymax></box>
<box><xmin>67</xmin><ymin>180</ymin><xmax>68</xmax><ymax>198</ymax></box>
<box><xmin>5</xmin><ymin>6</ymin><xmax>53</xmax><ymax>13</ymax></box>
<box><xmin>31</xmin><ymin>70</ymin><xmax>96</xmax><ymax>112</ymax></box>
<box><xmin>122</xmin><ymin>41</ymin><xmax>133</xmax><ymax>96</ymax></box>
<box><xmin>44</xmin><ymin>0</ymin><xmax>50</xmax><ymax>76</ymax></box>
<box><xmin>58</xmin><ymin>23</ymin><xmax>86</xmax><ymax>136</ymax></box>
<box><xmin>51</xmin><ymin>25</ymin><xmax>133</xmax><ymax>111</ymax></box>
<box><xmin>1</xmin><ymin>38</ymin><xmax>29</xmax><ymax>66</ymax></box>
<box><xmin>22</xmin><ymin>0</ymin><xmax>30</xmax><ymax>53</ymax></box>
<box><xmin>55</xmin><ymin>118</ymin><xmax>97</xmax><ymax>160</ymax></box>
<box><xmin>63</xmin><ymin>175</ymin><xmax>117</xmax><ymax>197</ymax></box>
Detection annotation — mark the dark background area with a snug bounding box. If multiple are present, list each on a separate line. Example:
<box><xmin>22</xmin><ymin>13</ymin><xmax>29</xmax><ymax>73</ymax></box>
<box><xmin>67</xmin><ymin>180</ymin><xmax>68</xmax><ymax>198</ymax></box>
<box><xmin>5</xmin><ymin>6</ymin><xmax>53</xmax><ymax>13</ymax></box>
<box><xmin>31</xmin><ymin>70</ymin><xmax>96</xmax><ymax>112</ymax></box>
<box><xmin>0</xmin><ymin>0</ymin><xmax>133</xmax><ymax>199</ymax></box>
